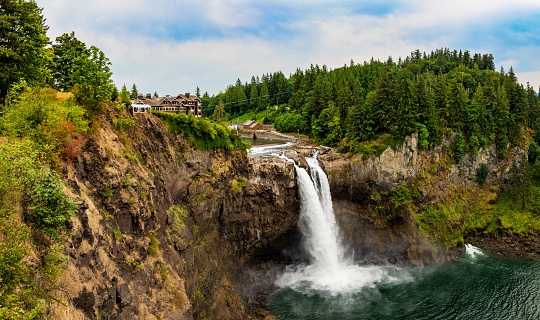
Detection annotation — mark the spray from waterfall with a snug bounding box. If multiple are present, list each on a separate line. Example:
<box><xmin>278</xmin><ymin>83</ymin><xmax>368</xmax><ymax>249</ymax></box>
<box><xmin>276</xmin><ymin>152</ymin><xmax>404</xmax><ymax>294</ymax></box>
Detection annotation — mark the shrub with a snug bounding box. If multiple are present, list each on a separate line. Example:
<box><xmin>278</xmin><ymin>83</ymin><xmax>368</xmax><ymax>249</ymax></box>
<box><xmin>123</xmin><ymin>173</ymin><xmax>132</xmax><ymax>187</ymax></box>
<box><xmin>101</xmin><ymin>184</ymin><xmax>112</xmax><ymax>198</ymax></box>
<box><xmin>0</xmin><ymin>87</ymin><xmax>88</xmax><ymax>164</ymax></box>
<box><xmin>148</xmin><ymin>231</ymin><xmax>159</xmax><ymax>255</ymax></box>
<box><xmin>417</xmin><ymin>123</ymin><xmax>430</xmax><ymax>150</ymax></box>
<box><xmin>114</xmin><ymin>117</ymin><xmax>135</xmax><ymax>131</ymax></box>
<box><xmin>0</xmin><ymin>141</ymin><xmax>71</xmax><ymax>317</ymax></box>
<box><xmin>27</xmin><ymin>171</ymin><xmax>79</xmax><ymax>240</ymax></box>
<box><xmin>476</xmin><ymin>163</ymin><xmax>489</xmax><ymax>185</ymax></box>
<box><xmin>151</xmin><ymin>111</ymin><xmax>247</xmax><ymax>151</ymax></box>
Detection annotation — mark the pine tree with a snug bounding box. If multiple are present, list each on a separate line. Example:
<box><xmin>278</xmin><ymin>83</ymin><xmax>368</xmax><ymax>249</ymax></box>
<box><xmin>417</xmin><ymin>123</ymin><xmax>430</xmax><ymax>149</ymax></box>
<box><xmin>371</xmin><ymin>68</ymin><xmax>393</xmax><ymax>132</ymax></box>
<box><xmin>120</xmin><ymin>84</ymin><xmax>131</xmax><ymax>105</ymax></box>
<box><xmin>433</xmin><ymin>71</ymin><xmax>448</xmax><ymax>128</ymax></box>
<box><xmin>213</xmin><ymin>99</ymin><xmax>225</xmax><ymax>122</ymax></box>
<box><xmin>336</xmin><ymin>77</ymin><xmax>352</xmax><ymax>121</ymax></box>
<box><xmin>258</xmin><ymin>82</ymin><xmax>269</xmax><ymax>112</ymax></box>
<box><xmin>51</xmin><ymin>32</ymin><xmax>88</xmax><ymax>91</ymax></box>
<box><xmin>482</xmin><ymin>71</ymin><xmax>499</xmax><ymax>137</ymax></box>
<box><xmin>250</xmin><ymin>84</ymin><xmax>258</xmax><ymax>110</ymax></box>
<box><xmin>130</xmin><ymin>84</ymin><xmax>138</xmax><ymax>99</ymax></box>
<box><xmin>448</xmin><ymin>78</ymin><xmax>468</xmax><ymax>128</ymax></box>
<box><xmin>510</xmin><ymin>154</ymin><xmax>531</xmax><ymax>210</ymax></box>
<box><xmin>496</xmin><ymin>86</ymin><xmax>510</xmax><ymax>158</ymax></box>
<box><xmin>394</xmin><ymin>73</ymin><xmax>418</xmax><ymax>138</ymax></box>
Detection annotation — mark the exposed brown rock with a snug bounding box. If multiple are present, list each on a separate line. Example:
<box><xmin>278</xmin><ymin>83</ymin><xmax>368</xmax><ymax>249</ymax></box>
<box><xmin>54</xmin><ymin>106</ymin><xmax>297</xmax><ymax>320</ymax></box>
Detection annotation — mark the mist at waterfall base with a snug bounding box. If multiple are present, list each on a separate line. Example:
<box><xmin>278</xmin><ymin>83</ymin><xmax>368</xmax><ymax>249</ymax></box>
<box><xmin>269</xmin><ymin>155</ymin><xmax>540</xmax><ymax>319</ymax></box>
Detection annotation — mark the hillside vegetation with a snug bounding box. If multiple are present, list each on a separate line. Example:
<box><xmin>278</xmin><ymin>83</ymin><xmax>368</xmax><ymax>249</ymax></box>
<box><xmin>206</xmin><ymin>49</ymin><xmax>540</xmax><ymax>159</ymax></box>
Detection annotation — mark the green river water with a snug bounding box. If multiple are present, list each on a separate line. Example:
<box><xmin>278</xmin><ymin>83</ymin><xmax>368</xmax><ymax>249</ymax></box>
<box><xmin>269</xmin><ymin>246</ymin><xmax>540</xmax><ymax>320</ymax></box>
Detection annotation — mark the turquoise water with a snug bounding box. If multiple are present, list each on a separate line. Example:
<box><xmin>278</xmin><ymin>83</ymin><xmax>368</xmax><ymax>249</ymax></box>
<box><xmin>269</xmin><ymin>247</ymin><xmax>540</xmax><ymax>320</ymax></box>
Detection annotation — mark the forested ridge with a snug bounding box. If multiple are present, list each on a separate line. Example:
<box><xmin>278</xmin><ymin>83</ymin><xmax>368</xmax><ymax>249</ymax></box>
<box><xmin>203</xmin><ymin>49</ymin><xmax>540</xmax><ymax>157</ymax></box>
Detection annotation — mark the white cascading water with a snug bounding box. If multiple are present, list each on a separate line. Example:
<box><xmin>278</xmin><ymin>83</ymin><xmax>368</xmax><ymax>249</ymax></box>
<box><xmin>277</xmin><ymin>152</ymin><xmax>404</xmax><ymax>294</ymax></box>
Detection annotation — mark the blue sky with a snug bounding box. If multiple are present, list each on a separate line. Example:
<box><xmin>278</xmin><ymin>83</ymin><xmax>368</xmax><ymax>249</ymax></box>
<box><xmin>41</xmin><ymin>0</ymin><xmax>540</xmax><ymax>96</ymax></box>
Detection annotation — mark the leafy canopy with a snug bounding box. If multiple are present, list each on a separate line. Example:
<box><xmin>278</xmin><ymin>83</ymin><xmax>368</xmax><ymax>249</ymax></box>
<box><xmin>0</xmin><ymin>0</ymin><xmax>51</xmax><ymax>101</ymax></box>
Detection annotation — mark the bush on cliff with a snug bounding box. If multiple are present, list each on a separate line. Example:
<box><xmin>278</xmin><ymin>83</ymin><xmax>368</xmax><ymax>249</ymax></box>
<box><xmin>151</xmin><ymin>110</ymin><xmax>248</xmax><ymax>151</ymax></box>
<box><xmin>0</xmin><ymin>140</ymin><xmax>75</xmax><ymax>318</ymax></box>
<box><xmin>0</xmin><ymin>87</ymin><xmax>88</xmax><ymax>165</ymax></box>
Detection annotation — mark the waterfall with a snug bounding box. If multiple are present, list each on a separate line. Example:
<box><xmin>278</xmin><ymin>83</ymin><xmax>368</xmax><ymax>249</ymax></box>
<box><xmin>295</xmin><ymin>153</ymin><xmax>342</xmax><ymax>274</ymax></box>
<box><xmin>277</xmin><ymin>152</ymin><xmax>400</xmax><ymax>294</ymax></box>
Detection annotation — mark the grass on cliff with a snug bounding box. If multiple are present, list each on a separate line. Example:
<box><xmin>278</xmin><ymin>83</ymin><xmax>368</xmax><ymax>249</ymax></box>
<box><xmin>413</xmin><ymin>181</ymin><xmax>540</xmax><ymax>247</ymax></box>
<box><xmin>151</xmin><ymin>110</ymin><xmax>248</xmax><ymax>151</ymax></box>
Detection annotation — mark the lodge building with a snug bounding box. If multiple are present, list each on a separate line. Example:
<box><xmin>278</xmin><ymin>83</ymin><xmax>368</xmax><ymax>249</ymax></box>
<box><xmin>131</xmin><ymin>93</ymin><xmax>202</xmax><ymax>118</ymax></box>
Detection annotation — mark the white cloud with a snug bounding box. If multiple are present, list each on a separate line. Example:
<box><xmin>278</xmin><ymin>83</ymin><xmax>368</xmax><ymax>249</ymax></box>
<box><xmin>199</xmin><ymin>0</ymin><xmax>262</xmax><ymax>29</ymax></box>
<box><xmin>516</xmin><ymin>70</ymin><xmax>540</xmax><ymax>91</ymax></box>
<box><xmin>106</xmin><ymin>35</ymin><xmax>305</xmax><ymax>94</ymax></box>
<box><xmin>39</xmin><ymin>0</ymin><xmax>540</xmax><ymax>95</ymax></box>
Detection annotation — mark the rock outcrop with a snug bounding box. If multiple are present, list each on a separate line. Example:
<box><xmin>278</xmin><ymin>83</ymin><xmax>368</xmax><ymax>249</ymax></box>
<box><xmin>311</xmin><ymin>133</ymin><xmax>524</xmax><ymax>266</ymax></box>
<box><xmin>53</xmin><ymin>108</ymin><xmax>298</xmax><ymax>320</ymax></box>
<box><xmin>51</xmin><ymin>105</ymin><xmax>526</xmax><ymax>319</ymax></box>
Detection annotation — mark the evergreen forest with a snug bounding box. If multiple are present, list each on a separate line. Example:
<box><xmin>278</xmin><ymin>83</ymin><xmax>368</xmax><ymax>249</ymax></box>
<box><xmin>203</xmin><ymin>49</ymin><xmax>540</xmax><ymax>158</ymax></box>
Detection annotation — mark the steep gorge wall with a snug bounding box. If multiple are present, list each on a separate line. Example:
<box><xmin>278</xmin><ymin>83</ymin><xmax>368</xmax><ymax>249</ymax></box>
<box><xmin>316</xmin><ymin>133</ymin><xmax>525</xmax><ymax>266</ymax></box>
<box><xmin>52</xmin><ymin>106</ymin><xmax>525</xmax><ymax>319</ymax></box>
<box><xmin>54</xmin><ymin>109</ymin><xmax>298</xmax><ymax>320</ymax></box>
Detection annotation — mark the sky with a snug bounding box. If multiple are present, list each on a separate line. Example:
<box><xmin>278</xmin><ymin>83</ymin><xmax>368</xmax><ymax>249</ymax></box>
<box><xmin>40</xmin><ymin>0</ymin><xmax>540</xmax><ymax>96</ymax></box>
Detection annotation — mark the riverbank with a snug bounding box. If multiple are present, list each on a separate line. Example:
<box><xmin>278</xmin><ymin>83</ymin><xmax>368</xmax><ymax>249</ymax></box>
<box><xmin>466</xmin><ymin>232</ymin><xmax>540</xmax><ymax>259</ymax></box>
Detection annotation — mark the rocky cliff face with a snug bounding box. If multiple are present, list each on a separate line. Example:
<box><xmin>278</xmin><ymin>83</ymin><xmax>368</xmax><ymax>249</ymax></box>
<box><xmin>314</xmin><ymin>133</ymin><xmax>524</xmax><ymax>266</ymax></box>
<box><xmin>52</xmin><ymin>106</ymin><xmax>524</xmax><ymax>319</ymax></box>
<box><xmin>53</xmin><ymin>108</ymin><xmax>298</xmax><ymax>320</ymax></box>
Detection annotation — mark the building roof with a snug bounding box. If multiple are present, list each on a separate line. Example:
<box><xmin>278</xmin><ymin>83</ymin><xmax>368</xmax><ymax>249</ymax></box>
<box><xmin>243</xmin><ymin>120</ymin><xmax>254</xmax><ymax>126</ymax></box>
<box><xmin>131</xmin><ymin>93</ymin><xmax>201</xmax><ymax>107</ymax></box>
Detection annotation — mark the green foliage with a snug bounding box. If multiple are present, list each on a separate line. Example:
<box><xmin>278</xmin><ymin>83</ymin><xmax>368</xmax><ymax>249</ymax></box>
<box><xmin>166</xmin><ymin>206</ymin><xmax>189</xmax><ymax>250</ymax></box>
<box><xmin>147</xmin><ymin>231</ymin><xmax>159</xmax><ymax>255</ymax></box>
<box><xmin>122</xmin><ymin>260</ymin><xmax>143</xmax><ymax>272</ymax></box>
<box><xmin>232</xmin><ymin>176</ymin><xmax>246</xmax><ymax>190</ymax></box>
<box><xmin>123</xmin><ymin>173</ymin><xmax>132</xmax><ymax>187</ymax></box>
<box><xmin>417</xmin><ymin>123</ymin><xmax>430</xmax><ymax>149</ymax></box>
<box><xmin>130</xmin><ymin>84</ymin><xmax>138</xmax><ymax>99</ymax></box>
<box><xmin>0</xmin><ymin>141</ymin><xmax>71</xmax><ymax>317</ymax></box>
<box><xmin>0</xmin><ymin>0</ymin><xmax>50</xmax><ymax>100</ymax></box>
<box><xmin>0</xmin><ymin>87</ymin><xmax>88</xmax><ymax>164</ymax></box>
<box><xmin>27</xmin><ymin>171</ymin><xmax>78</xmax><ymax>240</ymax></box>
<box><xmin>114</xmin><ymin>117</ymin><xmax>135</xmax><ymax>131</ymax></box>
<box><xmin>528</xmin><ymin>141</ymin><xmax>540</xmax><ymax>163</ymax></box>
<box><xmin>454</xmin><ymin>130</ymin><xmax>465</xmax><ymax>163</ymax></box>
<box><xmin>51</xmin><ymin>32</ymin><xmax>114</xmax><ymax>118</ymax></box>
<box><xmin>416</xmin><ymin>204</ymin><xmax>466</xmax><ymax>247</ymax></box>
<box><xmin>509</xmin><ymin>155</ymin><xmax>531</xmax><ymax>210</ymax></box>
<box><xmin>205</xmin><ymin>47</ymin><xmax>540</xmax><ymax>162</ymax></box>
<box><xmin>39</xmin><ymin>244</ymin><xmax>68</xmax><ymax>291</ymax></box>
<box><xmin>151</xmin><ymin>111</ymin><xmax>248</xmax><ymax>151</ymax></box>
<box><xmin>101</xmin><ymin>184</ymin><xmax>112</xmax><ymax>198</ymax></box>
<box><xmin>274</xmin><ymin>113</ymin><xmax>308</xmax><ymax>134</ymax></box>
<box><xmin>120</xmin><ymin>84</ymin><xmax>131</xmax><ymax>105</ymax></box>
<box><xmin>387</xmin><ymin>185</ymin><xmax>413</xmax><ymax>218</ymax></box>
<box><xmin>476</xmin><ymin>163</ymin><xmax>489</xmax><ymax>185</ymax></box>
